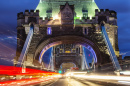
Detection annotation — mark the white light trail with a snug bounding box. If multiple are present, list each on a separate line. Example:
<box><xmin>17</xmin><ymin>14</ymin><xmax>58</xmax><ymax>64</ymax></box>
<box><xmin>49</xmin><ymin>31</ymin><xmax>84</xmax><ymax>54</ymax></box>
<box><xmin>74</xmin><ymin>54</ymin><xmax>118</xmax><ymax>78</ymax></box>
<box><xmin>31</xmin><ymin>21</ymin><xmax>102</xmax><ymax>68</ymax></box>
<box><xmin>118</xmin><ymin>81</ymin><xmax>130</xmax><ymax>84</ymax></box>
<box><xmin>120</xmin><ymin>71</ymin><xmax>130</xmax><ymax>75</ymax></box>
<box><xmin>73</xmin><ymin>75</ymin><xmax>130</xmax><ymax>81</ymax></box>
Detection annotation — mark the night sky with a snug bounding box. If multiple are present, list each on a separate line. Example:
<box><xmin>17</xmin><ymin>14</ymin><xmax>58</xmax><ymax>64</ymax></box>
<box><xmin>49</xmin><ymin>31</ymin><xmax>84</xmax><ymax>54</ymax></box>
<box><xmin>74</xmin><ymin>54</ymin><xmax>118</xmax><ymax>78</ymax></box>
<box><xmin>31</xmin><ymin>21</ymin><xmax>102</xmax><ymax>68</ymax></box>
<box><xmin>0</xmin><ymin>0</ymin><xmax>130</xmax><ymax>66</ymax></box>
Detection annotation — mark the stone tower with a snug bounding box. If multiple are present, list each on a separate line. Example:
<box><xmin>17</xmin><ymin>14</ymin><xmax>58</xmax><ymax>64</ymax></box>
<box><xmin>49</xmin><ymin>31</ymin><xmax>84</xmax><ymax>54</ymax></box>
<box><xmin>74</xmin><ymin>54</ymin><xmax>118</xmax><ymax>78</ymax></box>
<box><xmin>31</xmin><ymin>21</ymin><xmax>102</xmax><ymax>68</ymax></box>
<box><xmin>15</xmin><ymin>0</ymin><xmax>119</xmax><ymax>70</ymax></box>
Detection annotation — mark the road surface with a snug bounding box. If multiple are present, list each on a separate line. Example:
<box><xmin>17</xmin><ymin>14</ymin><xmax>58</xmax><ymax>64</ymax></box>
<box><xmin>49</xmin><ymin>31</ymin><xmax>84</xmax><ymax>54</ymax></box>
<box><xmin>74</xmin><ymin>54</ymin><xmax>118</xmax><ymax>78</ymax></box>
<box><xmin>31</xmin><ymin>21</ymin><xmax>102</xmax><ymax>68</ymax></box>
<box><xmin>34</xmin><ymin>77</ymin><xmax>129</xmax><ymax>86</ymax></box>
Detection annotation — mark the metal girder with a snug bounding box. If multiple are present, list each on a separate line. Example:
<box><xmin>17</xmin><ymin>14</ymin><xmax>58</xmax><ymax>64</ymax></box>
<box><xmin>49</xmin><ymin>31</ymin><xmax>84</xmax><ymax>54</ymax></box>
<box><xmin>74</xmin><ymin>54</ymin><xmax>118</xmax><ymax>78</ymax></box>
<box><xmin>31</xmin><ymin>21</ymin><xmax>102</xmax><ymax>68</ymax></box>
<box><xmin>101</xmin><ymin>24</ymin><xmax>122</xmax><ymax>71</ymax></box>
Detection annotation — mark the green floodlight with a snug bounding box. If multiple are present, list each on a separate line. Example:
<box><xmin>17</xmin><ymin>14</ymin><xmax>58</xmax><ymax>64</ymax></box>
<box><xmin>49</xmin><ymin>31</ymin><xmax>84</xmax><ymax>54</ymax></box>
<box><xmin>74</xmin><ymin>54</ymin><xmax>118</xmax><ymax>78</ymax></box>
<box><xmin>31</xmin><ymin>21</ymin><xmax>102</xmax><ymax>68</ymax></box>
<box><xmin>36</xmin><ymin>0</ymin><xmax>99</xmax><ymax>20</ymax></box>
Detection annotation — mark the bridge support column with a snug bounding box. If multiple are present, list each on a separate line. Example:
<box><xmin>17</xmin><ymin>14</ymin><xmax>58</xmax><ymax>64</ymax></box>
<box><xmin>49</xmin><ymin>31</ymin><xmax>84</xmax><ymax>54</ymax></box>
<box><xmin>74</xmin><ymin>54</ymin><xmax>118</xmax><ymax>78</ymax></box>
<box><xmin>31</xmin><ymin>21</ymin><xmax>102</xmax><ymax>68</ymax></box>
<box><xmin>48</xmin><ymin>47</ymin><xmax>54</xmax><ymax>71</ymax></box>
<box><xmin>81</xmin><ymin>56</ymin><xmax>85</xmax><ymax>70</ymax></box>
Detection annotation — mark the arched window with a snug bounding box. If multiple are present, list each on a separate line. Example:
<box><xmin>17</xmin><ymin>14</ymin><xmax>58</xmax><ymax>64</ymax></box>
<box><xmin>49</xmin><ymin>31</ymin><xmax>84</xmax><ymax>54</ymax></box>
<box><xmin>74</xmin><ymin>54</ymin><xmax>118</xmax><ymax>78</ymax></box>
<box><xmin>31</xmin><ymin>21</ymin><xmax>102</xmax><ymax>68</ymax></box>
<box><xmin>85</xmin><ymin>28</ymin><xmax>87</xmax><ymax>34</ymax></box>
<box><xmin>76</xmin><ymin>48</ymin><xmax>78</xmax><ymax>53</ymax></box>
<box><xmin>83</xmin><ymin>27</ymin><xmax>88</xmax><ymax>35</ymax></box>
<box><xmin>47</xmin><ymin>27</ymin><xmax>52</xmax><ymax>35</ymax></box>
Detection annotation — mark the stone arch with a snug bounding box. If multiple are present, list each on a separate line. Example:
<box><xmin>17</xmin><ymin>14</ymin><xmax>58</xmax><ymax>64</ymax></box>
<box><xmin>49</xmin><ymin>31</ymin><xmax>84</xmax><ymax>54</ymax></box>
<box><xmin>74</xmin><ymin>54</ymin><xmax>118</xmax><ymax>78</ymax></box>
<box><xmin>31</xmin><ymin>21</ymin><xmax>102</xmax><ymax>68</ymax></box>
<box><xmin>34</xmin><ymin>35</ymin><xmax>102</xmax><ymax>66</ymax></box>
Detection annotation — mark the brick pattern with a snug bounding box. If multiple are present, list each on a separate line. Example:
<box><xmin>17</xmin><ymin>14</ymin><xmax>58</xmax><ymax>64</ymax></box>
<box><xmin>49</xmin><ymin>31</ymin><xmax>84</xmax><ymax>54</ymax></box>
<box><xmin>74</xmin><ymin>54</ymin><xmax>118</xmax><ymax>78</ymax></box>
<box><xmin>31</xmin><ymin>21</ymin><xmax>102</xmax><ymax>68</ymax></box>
<box><xmin>15</xmin><ymin>4</ymin><xmax>119</xmax><ymax>67</ymax></box>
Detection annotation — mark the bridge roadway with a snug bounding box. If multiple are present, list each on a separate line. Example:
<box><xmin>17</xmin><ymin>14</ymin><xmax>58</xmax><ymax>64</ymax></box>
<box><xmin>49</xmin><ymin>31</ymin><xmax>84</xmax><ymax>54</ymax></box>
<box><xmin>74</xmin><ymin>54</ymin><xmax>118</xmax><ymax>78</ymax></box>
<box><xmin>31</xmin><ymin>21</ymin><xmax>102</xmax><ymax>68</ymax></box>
<box><xmin>33</xmin><ymin>77</ymin><xmax>128</xmax><ymax>86</ymax></box>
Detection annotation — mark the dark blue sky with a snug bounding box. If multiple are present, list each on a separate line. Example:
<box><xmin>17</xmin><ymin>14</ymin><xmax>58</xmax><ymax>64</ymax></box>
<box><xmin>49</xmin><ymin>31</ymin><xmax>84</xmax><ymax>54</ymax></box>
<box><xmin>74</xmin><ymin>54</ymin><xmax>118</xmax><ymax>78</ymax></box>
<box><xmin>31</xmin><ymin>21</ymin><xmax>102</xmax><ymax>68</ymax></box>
<box><xmin>0</xmin><ymin>0</ymin><xmax>130</xmax><ymax>66</ymax></box>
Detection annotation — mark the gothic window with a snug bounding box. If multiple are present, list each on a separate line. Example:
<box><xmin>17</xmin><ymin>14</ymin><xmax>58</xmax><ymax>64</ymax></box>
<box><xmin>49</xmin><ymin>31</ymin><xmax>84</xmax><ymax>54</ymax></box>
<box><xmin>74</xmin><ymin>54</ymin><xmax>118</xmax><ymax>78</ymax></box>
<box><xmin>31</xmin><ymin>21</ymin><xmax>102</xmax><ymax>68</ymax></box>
<box><xmin>83</xmin><ymin>27</ymin><xmax>88</xmax><ymax>35</ymax></box>
<box><xmin>76</xmin><ymin>48</ymin><xmax>78</xmax><ymax>53</ymax></box>
<box><xmin>85</xmin><ymin>28</ymin><xmax>87</xmax><ymax>34</ymax></box>
<box><xmin>83</xmin><ymin>14</ymin><xmax>86</xmax><ymax>17</ymax></box>
<box><xmin>82</xmin><ymin>9</ymin><xmax>88</xmax><ymax>18</ymax></box>
<box><xmin>47</xmin><ymin>27</ymin><xmax>52</xmax><ymax>35</ymax></box>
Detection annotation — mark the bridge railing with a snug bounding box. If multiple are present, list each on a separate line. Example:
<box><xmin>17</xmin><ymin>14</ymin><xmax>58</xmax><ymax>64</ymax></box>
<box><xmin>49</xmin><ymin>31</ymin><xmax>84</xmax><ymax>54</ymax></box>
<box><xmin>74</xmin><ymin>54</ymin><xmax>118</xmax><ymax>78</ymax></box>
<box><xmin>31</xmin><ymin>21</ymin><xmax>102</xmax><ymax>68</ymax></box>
<box><xmin>17</xmin><ymin>24</ymin><xmax>34</xmax><ymax>68</ymax></box>
<box><xmin>101</xmin><ymin>24</ymin><xmax>122</xmax><ymax>71</ymax></box>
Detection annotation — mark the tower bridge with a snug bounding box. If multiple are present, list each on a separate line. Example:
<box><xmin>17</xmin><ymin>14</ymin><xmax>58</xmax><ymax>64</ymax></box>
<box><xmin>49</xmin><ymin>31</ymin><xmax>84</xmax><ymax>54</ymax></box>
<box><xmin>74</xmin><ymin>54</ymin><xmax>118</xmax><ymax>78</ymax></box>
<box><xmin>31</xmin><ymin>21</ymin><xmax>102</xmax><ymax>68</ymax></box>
<box><xmin>14</xmin><ymin>0</ymin><xmax>121</xmax><ymax>72</ymax></box>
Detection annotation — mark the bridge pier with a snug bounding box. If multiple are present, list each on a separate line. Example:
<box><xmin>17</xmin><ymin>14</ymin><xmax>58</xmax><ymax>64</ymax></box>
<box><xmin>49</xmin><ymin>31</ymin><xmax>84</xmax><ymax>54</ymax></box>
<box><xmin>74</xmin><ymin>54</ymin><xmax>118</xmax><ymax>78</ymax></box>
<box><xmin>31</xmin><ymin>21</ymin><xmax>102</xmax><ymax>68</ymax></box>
<box><xmin>81</xmin><ymin>47</ymin><xmax>89</xmax><ymax>70</ymax></box>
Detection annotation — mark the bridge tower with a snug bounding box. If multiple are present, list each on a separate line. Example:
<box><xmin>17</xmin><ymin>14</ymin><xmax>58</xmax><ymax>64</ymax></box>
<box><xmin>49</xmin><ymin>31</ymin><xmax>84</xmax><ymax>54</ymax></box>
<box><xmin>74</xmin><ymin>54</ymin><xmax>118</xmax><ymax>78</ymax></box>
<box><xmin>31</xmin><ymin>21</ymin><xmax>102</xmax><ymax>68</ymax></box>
<box><xmin>15</xmin><ymin>0</ymin><xmax>121</xmax><ymax>72</ymax></box>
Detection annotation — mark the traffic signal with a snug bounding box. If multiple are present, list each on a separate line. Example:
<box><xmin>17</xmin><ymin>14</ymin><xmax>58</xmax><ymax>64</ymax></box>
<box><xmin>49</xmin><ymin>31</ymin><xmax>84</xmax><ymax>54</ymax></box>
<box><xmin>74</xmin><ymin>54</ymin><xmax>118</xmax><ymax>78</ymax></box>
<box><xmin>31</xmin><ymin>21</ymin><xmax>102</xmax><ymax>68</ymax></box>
<box><xmin>58</xmin><ymin>70</ymin><xmax>62</xmax><ymax>74</ymax></box>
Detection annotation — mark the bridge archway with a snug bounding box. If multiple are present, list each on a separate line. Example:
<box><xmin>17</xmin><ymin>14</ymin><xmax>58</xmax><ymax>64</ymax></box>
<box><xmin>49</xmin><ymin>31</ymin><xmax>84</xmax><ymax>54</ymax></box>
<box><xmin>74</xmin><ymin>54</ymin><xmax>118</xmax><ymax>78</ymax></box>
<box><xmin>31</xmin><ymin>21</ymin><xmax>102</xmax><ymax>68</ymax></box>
<box><xmin>34</xmin><ymin>35</ymin><xmax>102</xmax><ymax>66</ymax></box>
<box><xmin>60</xmin><ymin>62</ymin><xmax>76</xmax><ymax>69</ymax></box>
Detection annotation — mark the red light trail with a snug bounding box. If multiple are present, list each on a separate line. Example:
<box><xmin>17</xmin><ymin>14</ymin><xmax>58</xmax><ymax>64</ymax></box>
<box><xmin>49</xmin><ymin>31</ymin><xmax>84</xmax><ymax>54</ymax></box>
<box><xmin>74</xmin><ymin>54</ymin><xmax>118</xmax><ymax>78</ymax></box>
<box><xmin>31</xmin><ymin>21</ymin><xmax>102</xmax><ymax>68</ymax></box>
<box><xmin>0</xmin><ymin>65</ymin><xmax>61</xmax><ymax>85</ymax></box>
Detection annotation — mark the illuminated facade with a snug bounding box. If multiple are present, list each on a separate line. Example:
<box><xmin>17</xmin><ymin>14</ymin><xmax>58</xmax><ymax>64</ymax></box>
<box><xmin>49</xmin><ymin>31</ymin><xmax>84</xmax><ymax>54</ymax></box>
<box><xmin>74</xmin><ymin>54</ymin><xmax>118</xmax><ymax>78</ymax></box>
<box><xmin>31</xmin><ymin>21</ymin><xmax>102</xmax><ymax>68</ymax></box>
<box><xmin>15</xmin><ymin>0</ymin><xmax>119</xmax><ymax>70</ymax></box>
<box><xmin>37</xmin><ymin>0</ymin><xmax>98</xmax><ymax>20</ymax></box>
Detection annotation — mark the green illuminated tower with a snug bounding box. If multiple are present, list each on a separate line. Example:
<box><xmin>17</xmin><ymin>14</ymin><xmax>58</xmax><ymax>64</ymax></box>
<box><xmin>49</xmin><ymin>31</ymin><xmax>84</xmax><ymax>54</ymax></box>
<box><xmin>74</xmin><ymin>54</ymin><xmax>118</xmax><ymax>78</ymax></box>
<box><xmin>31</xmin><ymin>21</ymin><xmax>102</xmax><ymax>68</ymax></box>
<box><xmin>36</xmin><ymin>0</ymin><xmax>99</xmax><ymax>20</ymax></box>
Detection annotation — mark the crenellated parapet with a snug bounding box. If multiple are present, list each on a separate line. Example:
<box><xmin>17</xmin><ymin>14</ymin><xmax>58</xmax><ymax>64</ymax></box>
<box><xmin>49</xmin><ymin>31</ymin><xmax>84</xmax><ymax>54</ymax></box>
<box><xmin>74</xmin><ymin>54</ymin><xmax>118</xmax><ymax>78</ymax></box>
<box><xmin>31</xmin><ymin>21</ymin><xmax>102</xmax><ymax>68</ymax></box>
<box><xmin>17</xmin><ymin>10</ymin><xmax>39</xmax><ymax>27</ymax></box>
<box><xmin>17</xmin><ymin>10</ymin><xmax>40</xmax><ymax>34</ymax></box>
<box><xmin>95</xmin><ymin>9</ymin><xmax>117</xmax><ymax>25</ymax></box>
